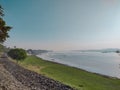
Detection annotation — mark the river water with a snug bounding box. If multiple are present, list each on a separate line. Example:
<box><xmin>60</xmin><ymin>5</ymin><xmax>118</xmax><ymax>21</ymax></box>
<box><xmin>37</xmin><ymin>51</ymin><xmax>120</xmax><ymax>78</ymax></box>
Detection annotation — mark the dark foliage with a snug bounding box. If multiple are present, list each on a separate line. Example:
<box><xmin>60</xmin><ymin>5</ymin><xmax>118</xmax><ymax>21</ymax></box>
<box><xmin>7</xmin><ymin>48</ymin><xmax>27</xmax><ymax>62</ymax></box>
<box><xmin>0</xmin><ymin>5</ymin><xmax>4</xmax><ymax>17</ymax></box>
<box><xmin>0</xmin><ymin>5</ymin><xmax>12</xmax><ymax>43</ymax></box>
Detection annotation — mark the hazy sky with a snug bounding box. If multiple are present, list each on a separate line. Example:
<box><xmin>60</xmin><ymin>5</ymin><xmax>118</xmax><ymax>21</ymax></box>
<box><xmin>1</xmin><ymin>0</ymin><xmax>120</xmax><ymax>50</ymax></box>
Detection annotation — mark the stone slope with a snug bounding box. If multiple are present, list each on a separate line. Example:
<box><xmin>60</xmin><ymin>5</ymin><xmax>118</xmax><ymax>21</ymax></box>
<box><xmin>0</xmin><ymin>58</ymin><xmax>75</xmax><ymax>90</ymax></box>
<box><xmin>0</xmin><ymin>63</ymin><xmax>30</xmax><ymax>90</ymax></box>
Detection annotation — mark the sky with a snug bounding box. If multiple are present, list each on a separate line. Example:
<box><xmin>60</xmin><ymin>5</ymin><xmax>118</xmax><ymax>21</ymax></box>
<box><xmin>1</xmin><ymin>0</ymin><xmax>120</xmax><ymax>50</ymax></box>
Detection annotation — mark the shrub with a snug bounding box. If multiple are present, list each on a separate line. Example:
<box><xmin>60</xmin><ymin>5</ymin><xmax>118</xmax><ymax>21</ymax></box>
<box><xmin>8</xmin><ymin>48</ymin><xmax>27</xmax><ymax>62</ymax></box>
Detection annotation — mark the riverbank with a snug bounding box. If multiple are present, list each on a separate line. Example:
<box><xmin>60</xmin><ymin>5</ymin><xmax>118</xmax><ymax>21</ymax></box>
<box><xmin>0</xmin><ymin>60</ymin><xmax>30</xmax><ymax>90</ymax></box>
<box><xmin>0</xmin><ymin>57</ymin><xmax>74</xmax><ymax>90</ymax></box>
<box><xmin>37</xmin><ymin>51</ymin><xmax>120</xmax><ymax>79</ymax></box>
<box><xmin>17</xmin><ymin>55</ymin><xmax>120</xmax><ymax>90</ymax></box>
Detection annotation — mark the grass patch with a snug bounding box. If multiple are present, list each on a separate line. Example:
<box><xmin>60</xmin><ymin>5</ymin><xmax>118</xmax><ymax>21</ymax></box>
<box><xmin>18</xmin><ymin>55</ymin><xmax>120</xmax><ymax>90</ymax></box>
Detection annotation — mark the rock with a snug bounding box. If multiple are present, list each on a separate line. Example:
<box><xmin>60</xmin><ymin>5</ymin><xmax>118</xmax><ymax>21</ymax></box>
<box><xmin>0</xmin><ymin>58</ymin><xmax>75</xmax><ymax>90</ymax></box>
<box><xmin>0</xmin><ymin>63</ymin><xmax>30</xmax><ymax>90</ymax></box>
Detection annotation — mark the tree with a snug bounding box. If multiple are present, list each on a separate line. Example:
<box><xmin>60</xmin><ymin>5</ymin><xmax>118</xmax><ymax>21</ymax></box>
<box><xmin>7</xmin><ymin>48</ymin><xmax>27</xmax><ymax>63</ymax></box>
<box><xmin>0</xmin><ymin>5</ymin><xmax>4</xmax><ymax>16</ymax></box>
<box><xmin>0</xmin><ymin>5</ymin><xmax>12</xmax><ymax>43</ymax></box>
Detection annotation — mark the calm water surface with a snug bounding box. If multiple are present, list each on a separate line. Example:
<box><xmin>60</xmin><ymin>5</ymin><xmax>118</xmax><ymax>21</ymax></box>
<box><xmin>37</xmin><ymin>51</ymin><xmax>120</xmax><ymax>78</ymax></box>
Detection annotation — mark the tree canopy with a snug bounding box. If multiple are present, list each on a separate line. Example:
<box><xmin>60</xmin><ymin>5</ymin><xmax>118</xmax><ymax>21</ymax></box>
<box><xmin>0</xmin><ymin>5</ymin><xmax>4</xmax><ymax>16</ymax></box>
<box><xmin>7</xmin><ymin>48</ymin><xmax>27</xmax><ymax>62</ymax></box>
<box><xmin>0</xmin><ymin>5</ymin><xmax>12</xmax><ymax>43</ymax></box>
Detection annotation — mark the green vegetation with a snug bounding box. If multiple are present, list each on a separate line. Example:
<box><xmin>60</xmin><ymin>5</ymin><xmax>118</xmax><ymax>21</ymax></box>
<box><xmin>0</xmin><ymin>44</ymin><xmax>8</xmax><ymax>56</ymax></box>
<box><xmin>0</xmin><ymin>44</ymin><xmax>4</xmax><ymax>52</ymax></box>
<box><xmin>18</xmin><ymin>55</ymin><xmax>120</xmax><ymax>90</ymax></box>
<box><xmin>8</xmin><ymin>48</ymin><xmax>27</xmax><ymax>62</ymax></box>
<box><xmin>0</xmin><ymin>44</ymin><xmax>10</xmax><ymax>53</ymax></box>
<box><xmin>0</xmin><ymin>5</ymin><xmax>12</xmax><ymax>43</ymax></box>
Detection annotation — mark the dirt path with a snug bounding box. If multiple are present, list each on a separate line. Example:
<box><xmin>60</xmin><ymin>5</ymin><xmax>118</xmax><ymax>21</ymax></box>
<box><xmin>0</xmin><ymin>63</ymin><xmax>30</xmax><ymax>90</ymax></box>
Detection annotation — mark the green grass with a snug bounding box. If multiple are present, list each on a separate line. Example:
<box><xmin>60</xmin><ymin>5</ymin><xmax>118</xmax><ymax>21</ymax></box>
<box><xmin>18</xmin><ymin>55</ymin><xmax>120</xmax><ymax>90</ymax></box>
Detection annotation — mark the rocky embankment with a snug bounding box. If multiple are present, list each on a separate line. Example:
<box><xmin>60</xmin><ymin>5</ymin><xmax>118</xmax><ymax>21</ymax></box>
<box><xmin>0</xmin><ymin>58</ymin><xmax>75</xmax><ymax>90</ymax></box>
<box><xmin>0</xmin><ymin>63</ymin><xmax>30</xmax><ymax>90</ymax></box>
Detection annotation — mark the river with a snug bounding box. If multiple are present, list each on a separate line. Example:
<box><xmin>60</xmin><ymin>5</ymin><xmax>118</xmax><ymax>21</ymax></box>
<box><xmin>37</xmin><ymin>51</ymin><xmax>120</xmax><ymax>78</ymax></box>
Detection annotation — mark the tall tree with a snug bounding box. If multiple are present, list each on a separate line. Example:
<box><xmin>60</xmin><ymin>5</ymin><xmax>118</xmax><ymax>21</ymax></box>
<box><xmin>0</xmin><ymin>5</ymin><xmax>12</xmax><ymax>43</ymax></box>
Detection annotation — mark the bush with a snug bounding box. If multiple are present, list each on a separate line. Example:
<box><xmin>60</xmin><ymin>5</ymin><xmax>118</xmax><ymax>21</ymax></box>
<box><xmin>7</xmin><ymin>48</ymin><xmax>27</xmax><ymax>62</ymax></box>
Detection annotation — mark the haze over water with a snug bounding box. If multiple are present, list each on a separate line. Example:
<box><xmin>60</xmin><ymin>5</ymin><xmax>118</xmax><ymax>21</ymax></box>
<box><xmin>38</xmin><ymin>51</ymin><xmax>120</xmax><ymax>78</ymax></box>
